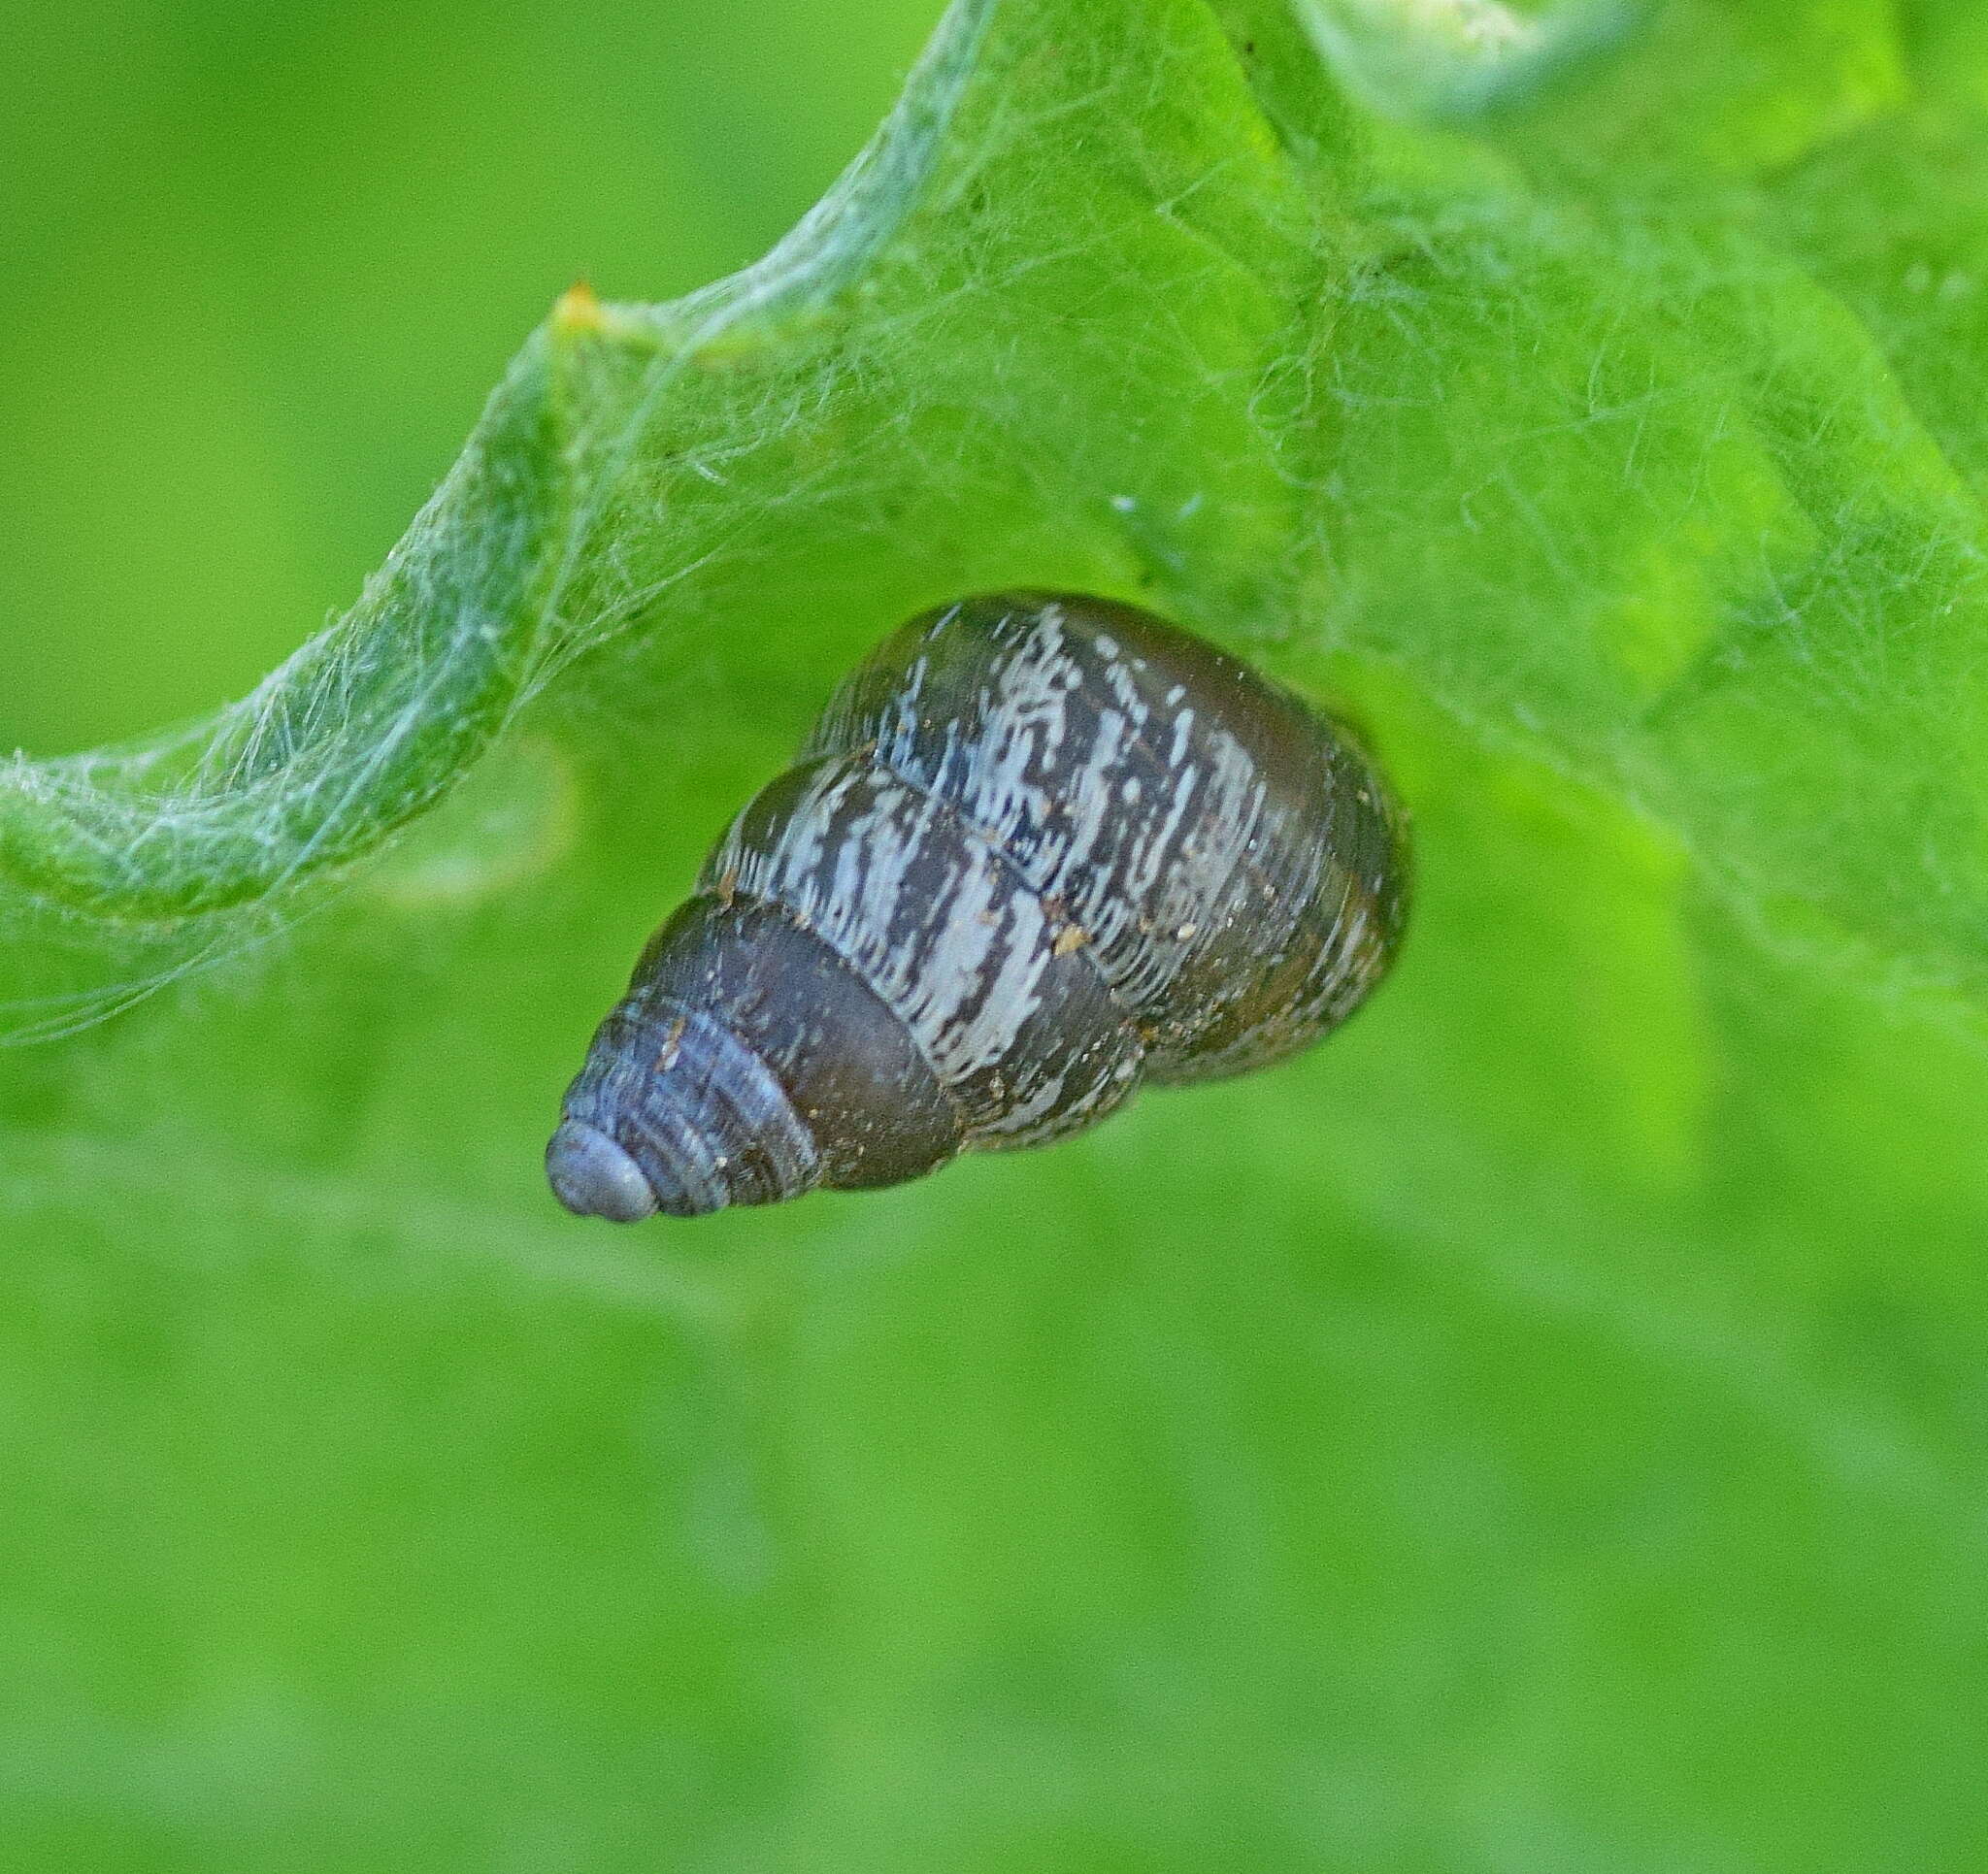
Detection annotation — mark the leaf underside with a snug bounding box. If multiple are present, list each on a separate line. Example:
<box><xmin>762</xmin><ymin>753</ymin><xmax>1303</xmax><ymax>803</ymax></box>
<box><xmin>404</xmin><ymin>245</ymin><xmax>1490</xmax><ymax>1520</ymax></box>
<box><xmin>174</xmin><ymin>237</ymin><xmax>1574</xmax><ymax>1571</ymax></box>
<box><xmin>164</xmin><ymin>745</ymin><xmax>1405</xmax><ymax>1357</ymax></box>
<box><xmin>6</xmin><ymin>1</ymin><xmax>1988</xmax><ymax>1868</ymax></box>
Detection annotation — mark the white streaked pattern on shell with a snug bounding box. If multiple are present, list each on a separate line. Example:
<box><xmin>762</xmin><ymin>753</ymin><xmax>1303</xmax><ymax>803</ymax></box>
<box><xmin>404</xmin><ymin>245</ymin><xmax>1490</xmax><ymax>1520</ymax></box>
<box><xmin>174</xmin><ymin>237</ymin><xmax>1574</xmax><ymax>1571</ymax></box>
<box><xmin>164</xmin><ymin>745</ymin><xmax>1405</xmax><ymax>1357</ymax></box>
<box><xmin>862</xmin><ymin>603</ymin><xmax>1279</xmax><ymax>1013</ymax></box>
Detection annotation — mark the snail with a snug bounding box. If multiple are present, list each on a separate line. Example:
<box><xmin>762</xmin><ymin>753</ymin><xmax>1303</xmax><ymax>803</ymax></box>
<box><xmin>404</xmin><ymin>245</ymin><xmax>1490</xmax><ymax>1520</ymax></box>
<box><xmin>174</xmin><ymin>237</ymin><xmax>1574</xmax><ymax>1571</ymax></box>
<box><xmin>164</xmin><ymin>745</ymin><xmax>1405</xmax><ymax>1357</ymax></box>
<box><xmin>547</xmin><ymin>591</ymin><xmax>1407</xmax><ymax>1221</ymax></box>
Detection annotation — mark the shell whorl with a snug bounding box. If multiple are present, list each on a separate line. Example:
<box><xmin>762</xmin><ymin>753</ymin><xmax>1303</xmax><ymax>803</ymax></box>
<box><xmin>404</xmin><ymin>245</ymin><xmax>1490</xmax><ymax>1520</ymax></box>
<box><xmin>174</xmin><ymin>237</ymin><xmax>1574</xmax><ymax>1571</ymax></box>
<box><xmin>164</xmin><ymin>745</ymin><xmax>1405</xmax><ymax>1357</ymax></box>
<box><xmin>547</xmin><ymin>592</ymin><xmax>1407</xmax><ymax>1222</ymax></box>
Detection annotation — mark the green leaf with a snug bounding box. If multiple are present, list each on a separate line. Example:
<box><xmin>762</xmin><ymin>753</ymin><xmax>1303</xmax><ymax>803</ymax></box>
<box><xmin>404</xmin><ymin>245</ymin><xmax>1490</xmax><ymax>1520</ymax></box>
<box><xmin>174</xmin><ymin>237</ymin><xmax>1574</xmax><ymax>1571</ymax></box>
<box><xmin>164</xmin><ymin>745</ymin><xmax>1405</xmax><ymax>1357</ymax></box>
<box><xmin>7</xmin><ymin>0</ymin><xmax>1988</xmax><ymax>1867</ymax></box>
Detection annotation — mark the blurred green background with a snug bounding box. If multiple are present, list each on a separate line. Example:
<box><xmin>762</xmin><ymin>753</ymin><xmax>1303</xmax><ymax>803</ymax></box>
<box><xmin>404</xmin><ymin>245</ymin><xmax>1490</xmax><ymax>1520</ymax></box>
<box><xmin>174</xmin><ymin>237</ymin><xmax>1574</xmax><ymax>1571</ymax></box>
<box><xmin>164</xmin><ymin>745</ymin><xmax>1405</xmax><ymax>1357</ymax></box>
<box><xmin>0</xmin><ymin>0</ymin><xmax>942</xmax><ymax>757</ymax></box>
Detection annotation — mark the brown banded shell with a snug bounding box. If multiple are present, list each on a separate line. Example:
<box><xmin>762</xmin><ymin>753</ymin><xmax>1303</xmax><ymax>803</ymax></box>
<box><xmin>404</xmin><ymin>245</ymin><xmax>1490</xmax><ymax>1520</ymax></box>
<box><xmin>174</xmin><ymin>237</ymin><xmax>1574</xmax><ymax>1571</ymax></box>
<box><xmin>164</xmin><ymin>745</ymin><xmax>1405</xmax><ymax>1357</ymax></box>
<box><xmin>547</xmin><ymin>591</ymin><xmax>1407</xmax><ymax>1221</ymax></box>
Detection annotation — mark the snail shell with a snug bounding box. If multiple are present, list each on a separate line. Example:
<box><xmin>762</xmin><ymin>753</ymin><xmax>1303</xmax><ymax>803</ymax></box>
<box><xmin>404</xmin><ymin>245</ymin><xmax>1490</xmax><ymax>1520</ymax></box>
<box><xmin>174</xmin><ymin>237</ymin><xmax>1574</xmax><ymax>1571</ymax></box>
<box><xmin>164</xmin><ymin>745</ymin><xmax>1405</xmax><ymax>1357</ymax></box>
<box><xmin>547</xmin><ymin>591</ymin><xmax>1407</xmax><ymax>1221</ymax></box>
